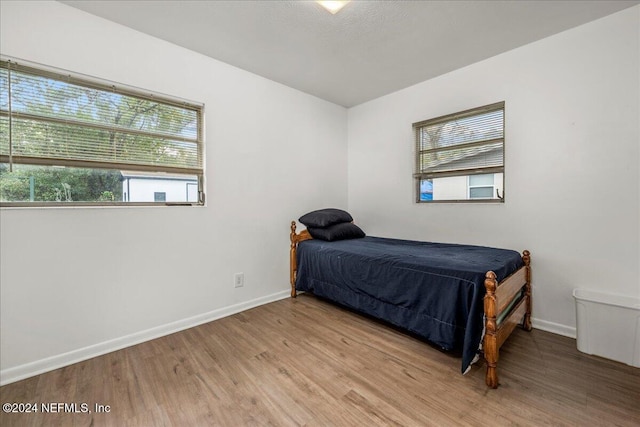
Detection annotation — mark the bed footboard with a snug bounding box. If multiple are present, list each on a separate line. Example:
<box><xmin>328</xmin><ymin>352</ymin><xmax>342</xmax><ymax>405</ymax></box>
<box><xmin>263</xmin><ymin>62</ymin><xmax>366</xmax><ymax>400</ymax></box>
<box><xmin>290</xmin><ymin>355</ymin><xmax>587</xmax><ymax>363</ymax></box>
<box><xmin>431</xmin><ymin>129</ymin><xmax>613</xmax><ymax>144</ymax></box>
<box><xmin>483</xmin><ymin>250</ymin><xmax>532</xmax><ymax>388</ymax></box>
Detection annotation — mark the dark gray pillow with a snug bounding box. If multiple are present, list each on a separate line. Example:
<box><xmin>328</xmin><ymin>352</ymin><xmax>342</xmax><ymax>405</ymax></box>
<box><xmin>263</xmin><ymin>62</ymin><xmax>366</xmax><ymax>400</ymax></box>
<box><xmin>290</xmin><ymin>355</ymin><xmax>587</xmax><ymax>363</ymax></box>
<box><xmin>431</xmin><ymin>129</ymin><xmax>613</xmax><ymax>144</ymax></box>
<box><xmin>308</xmin><ymin>222</ymin><xmax>365</xmax><ymax>242</ymax></box>
<box><xmin>299</xmin><ymin>208</ymin><xmax>353</xmax><ymax>228</ymax></box>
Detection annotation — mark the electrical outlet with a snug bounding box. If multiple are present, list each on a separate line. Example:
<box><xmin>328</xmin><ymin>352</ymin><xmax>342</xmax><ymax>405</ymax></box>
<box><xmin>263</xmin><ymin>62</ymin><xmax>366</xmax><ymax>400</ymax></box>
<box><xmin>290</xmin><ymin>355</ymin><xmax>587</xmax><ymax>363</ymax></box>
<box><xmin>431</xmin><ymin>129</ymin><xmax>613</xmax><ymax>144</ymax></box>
<box><xmin>234</xmin><ymin>272</ymin><xmax>244</xmax><ymax>288</ymax></box>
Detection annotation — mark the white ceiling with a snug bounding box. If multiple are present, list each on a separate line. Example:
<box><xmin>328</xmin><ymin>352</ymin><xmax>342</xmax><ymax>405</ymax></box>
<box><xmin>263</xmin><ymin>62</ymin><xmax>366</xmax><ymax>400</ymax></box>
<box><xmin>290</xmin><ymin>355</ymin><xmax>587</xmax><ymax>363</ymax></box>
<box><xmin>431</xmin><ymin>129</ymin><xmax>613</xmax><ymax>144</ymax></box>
<box><xmin>61</xmin><ymin>0</ymin><xmax>639</xmax><ymax>107</ymax></box>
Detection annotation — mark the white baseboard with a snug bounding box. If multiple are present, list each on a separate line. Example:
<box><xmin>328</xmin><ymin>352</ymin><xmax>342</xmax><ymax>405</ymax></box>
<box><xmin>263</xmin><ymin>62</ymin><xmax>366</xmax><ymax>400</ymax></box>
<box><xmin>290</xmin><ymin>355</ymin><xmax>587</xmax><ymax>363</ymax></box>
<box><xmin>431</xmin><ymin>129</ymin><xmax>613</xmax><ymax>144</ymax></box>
<box><xmin>532</xmin><ymin>317</ymin><xmax>576</xmax><ymax>339</ymax></box>
<box><xmin>0</xmin><ymin>290</ymin><xmax>291</xmax><ymax>386</ymax></box>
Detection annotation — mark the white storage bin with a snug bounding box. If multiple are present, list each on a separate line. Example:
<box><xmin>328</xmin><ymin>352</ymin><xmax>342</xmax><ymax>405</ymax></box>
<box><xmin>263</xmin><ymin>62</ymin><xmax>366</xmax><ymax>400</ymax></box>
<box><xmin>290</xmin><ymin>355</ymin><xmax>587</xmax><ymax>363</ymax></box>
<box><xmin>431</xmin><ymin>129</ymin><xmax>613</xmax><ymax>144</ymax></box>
<box><xmin>573</xmin><ymin>289</ymin><xmax>640</xmax><ymax>367</ymax></box>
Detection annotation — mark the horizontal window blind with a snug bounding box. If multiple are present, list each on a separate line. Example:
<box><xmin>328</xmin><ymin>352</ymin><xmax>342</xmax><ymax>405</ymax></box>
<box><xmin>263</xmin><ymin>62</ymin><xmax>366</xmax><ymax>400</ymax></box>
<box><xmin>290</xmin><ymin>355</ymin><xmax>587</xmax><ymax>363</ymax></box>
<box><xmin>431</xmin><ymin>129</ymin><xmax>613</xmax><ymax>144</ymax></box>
<box><xmin>0</xmin><ymin>60</ymin><xmax>203</xmax><ymax>177</ymax></box>
<box><xmin>413</xmin><ymin>102</ymin><xmax>504</xmax><ymax>180</ymax></box>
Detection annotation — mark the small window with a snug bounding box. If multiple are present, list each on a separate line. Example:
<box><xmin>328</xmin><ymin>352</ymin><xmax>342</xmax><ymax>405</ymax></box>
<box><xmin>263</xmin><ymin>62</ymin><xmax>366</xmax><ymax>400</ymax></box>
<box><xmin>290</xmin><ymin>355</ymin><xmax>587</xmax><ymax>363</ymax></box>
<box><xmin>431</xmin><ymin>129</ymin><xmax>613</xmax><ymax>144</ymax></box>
<box><xmin>414</xmin><ymin>102</ymin><xmax>504</xmax><ymax>203</ymax></box>
<box><xmin>0</xmin><ymin>58</ymin><xmax>204</xmax><ymax>206</ymax></box>
<box><xmin>468</xmin><ymin>173</ymin><xmax>498</xmax><ymax>199</ymax></box>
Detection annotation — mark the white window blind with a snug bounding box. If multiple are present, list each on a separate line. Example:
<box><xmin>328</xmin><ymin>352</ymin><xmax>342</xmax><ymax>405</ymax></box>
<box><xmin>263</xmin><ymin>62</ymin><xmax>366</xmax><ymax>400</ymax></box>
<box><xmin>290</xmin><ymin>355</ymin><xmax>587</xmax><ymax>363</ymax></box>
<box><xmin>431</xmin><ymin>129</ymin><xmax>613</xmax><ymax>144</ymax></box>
<box><xmin>414</xmin><ymin>102</ymin><xmax>504</xmax><ymax>179</ymax></box>
<box><xmin>0</xmin><ymin>59</ymin><xmax>204</xmax><ymax>205</ymax></box>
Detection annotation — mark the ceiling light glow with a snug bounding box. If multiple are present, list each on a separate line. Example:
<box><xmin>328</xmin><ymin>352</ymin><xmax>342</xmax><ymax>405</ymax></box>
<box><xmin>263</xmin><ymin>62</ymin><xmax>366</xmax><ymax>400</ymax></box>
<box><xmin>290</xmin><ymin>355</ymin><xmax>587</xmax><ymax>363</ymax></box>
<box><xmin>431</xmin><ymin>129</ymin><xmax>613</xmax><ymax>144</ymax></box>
<box><xmin>317</xmin><ymin>1</ymin><xmax>350</xmax><ymax>15</ymax></box>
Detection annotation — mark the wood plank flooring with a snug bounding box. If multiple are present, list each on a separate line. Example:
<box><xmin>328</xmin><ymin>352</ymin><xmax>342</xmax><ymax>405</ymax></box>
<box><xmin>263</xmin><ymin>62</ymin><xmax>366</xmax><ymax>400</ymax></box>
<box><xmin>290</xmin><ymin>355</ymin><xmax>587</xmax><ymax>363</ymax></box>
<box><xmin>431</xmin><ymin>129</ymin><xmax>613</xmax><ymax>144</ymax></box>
<box><xmin>1</xmin><ymin>294</ymin><xmax>639</xmax><ymax>426</ymax></box>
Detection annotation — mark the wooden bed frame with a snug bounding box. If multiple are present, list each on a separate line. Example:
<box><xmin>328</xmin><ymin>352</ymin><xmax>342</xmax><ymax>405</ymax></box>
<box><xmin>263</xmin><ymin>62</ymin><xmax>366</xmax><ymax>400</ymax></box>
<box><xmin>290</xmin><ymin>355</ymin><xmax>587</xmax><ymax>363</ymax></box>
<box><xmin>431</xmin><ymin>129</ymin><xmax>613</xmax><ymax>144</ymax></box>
<box><xmin>289</xmin><ymin>221</ymin><xmax>532</xmax><ymax>388</ymax></box>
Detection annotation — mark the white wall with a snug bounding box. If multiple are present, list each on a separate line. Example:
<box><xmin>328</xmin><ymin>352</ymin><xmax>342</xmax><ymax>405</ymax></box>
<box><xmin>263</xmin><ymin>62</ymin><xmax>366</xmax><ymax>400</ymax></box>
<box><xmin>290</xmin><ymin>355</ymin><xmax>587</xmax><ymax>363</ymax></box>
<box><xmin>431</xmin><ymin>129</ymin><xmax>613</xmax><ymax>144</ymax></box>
<box><xmin>348</xmin><ymin>6</ymin><xmax>640</xmax><ymax>337</ymax></box>
<box><xmin>0</xmin><ymin>1</ymin><xmax>347</xmax><ymax>384</ymax></box>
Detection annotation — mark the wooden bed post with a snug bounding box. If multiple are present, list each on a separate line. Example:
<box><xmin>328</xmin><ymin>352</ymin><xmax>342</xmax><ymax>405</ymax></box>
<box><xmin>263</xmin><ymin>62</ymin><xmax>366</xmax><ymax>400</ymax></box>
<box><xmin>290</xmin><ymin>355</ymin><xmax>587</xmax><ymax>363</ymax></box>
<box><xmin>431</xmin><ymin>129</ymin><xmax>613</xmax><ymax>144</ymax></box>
<box><xmin>484</xmin><ymin>250</ymin><xmax>532</xmax><ymax>388</ymax></box>
<box><xmin>484</xmin><ymin>271</ymin><xmax>499</xmax><ymax>389</ymax></box>
<box><xmin>290</xmin><ymin>221</ymin><xmax>298</xmax><ymax>298</ymax></box>
<box><xmin>522</xmin><ymin>250</ymin><xmax>532</xmax><ymax>331</ymax></box>
<box><xmin>289</xmin><ymin>221</ymin><xmax>314</xmax><ymax>298</ymax></box>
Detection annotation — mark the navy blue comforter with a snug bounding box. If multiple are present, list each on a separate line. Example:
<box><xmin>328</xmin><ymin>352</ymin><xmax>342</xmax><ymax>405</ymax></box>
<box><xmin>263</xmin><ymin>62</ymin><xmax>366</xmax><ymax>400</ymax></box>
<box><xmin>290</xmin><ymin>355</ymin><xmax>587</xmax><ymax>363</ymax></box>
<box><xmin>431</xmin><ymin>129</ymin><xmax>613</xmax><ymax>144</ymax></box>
<box><xmin>295</xmin><ymin>236</ymin><xmax>523</xmax><ymax>373</ymax></box>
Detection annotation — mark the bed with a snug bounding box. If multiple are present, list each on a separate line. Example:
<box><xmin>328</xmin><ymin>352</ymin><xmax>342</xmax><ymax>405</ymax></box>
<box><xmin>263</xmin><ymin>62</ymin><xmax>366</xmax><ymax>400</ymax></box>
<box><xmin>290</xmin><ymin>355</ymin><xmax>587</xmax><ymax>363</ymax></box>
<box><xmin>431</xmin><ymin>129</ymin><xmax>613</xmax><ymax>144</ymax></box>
<box><xmin>289</xmin><ymin>221</ymin><xmax>532</xmax><ymax>388</ymax></box>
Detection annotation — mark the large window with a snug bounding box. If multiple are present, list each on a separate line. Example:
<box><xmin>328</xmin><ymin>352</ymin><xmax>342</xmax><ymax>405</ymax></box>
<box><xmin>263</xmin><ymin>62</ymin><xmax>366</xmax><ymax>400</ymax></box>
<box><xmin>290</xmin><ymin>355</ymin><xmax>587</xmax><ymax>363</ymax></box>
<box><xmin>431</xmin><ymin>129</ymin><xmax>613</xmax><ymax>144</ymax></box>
<box><xmin>414</xmin><ymin>102</ymin><xmax>504</xmax><ymax>203</ymax></box>
<box><xmin>0</xmin><ymin>59</ymin><xmax>204</xmax><ymax>206</ymax></box>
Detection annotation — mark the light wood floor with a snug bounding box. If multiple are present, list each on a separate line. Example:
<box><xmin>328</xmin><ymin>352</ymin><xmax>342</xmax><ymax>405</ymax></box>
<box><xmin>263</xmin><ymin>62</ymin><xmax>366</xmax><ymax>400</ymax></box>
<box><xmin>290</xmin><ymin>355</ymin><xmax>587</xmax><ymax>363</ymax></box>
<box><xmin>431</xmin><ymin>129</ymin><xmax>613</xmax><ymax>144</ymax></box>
<box><xmin>1</xmin><ymin>294</ymin><xmax>639</xmax><ymax>426</ymax></box>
